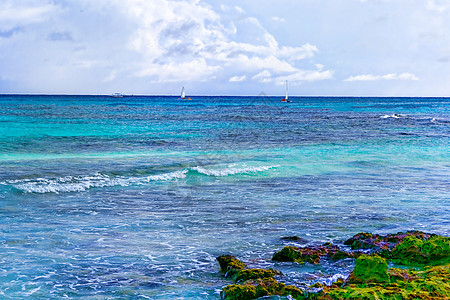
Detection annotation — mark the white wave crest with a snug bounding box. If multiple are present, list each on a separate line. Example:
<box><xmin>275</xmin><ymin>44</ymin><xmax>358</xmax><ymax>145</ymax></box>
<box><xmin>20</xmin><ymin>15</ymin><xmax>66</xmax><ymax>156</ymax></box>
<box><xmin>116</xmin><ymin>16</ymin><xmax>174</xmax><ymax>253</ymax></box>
<box><xmin>315</xmin><ymin>273</ymin><xmax>348</xmax><ymax>286</ymax></box>
<box><xmin>191</xmin><ymin>165</ymin><xmax>277</xmax><ymax>176</ymax></box>
<box><xmin>5</xmin><ymin>165</ymin><xmax>276</xmax><ymax>194</ymax></box>
<box><xmin>8</xmin><ymin>170</ymin><xmax>188</xmax><ymax>194</ymax></box>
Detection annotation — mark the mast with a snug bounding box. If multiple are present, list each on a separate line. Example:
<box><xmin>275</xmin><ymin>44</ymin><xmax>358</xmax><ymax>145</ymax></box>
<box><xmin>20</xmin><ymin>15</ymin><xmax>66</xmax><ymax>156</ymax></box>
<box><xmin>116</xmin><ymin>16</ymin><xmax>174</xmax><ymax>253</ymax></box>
<box><xmin>285</xmin><ymin>80</ymin><xmax>288</xmax><ymax>100</ymax></box>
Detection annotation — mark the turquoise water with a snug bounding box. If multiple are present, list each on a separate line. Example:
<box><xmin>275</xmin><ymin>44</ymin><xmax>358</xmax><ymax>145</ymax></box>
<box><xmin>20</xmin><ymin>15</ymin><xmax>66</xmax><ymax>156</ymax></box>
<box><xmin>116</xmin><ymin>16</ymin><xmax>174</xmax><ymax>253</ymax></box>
<box><xmin>0</xmin><ymin>95</ymin><xmax>449</xmax><ymax>298</ymax></box>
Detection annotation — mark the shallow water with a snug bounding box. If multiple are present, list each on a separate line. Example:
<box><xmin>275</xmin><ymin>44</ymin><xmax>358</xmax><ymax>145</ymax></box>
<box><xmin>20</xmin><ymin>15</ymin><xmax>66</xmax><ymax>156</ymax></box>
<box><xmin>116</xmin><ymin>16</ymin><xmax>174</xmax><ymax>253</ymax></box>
<box><xmin>0</xmin><ymin>95</ymin><xmax>449</xmax><ymax>298</ymax></box>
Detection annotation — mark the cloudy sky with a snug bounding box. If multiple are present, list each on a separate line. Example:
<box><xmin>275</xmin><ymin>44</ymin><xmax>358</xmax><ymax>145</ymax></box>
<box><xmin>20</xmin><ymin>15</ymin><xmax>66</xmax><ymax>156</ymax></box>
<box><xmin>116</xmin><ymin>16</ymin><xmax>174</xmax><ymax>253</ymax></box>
<box><xmin>1</xmin><ymin>0</ymin><xmax>450</xmax><ymax>96</ymax></box>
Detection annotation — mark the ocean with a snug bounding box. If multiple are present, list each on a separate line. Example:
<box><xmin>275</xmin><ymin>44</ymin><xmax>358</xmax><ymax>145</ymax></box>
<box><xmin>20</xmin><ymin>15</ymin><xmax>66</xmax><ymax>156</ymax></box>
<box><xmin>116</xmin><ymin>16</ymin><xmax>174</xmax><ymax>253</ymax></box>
<box><xmin>0</xmin><ymin>95</ymin><xmax>448</xmax><ymax>298</ymax></box>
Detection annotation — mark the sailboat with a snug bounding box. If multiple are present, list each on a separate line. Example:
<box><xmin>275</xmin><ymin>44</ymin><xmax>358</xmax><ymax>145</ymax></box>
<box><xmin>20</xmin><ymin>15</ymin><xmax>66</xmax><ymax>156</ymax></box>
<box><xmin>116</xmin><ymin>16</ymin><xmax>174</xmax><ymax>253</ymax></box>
<box><xmin>282</xmin><ymin>80</ymin><xmax>290</xmax><ymax>102</ymax></box>
<box><xmin>180</xmin><ymin>87</ymin><xmax>192</xmax><ymax>100</ymax></box>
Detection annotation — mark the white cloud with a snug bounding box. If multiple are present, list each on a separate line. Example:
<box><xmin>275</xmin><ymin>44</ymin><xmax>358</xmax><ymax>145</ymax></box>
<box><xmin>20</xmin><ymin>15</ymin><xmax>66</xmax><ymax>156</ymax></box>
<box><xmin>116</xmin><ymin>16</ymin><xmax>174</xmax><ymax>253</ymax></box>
<box><xmin>0</xmin><ymin>1</ymin><xmax>59</xmax><ymax>30</ymax></box>
<box><xmin>229</xmin><ymin>75</ymin><xmax>246</xmax><ymax>82</ymax></box>
<box><xmin>271</xmin><ymin>16</ymin><xmax>286</xmax><ymax>22</ymax></box>
<box><xmin>344</xmin><ymin>72</ymin><xmax>419</xmax><ymax>82</ymax></box>
<box><xmin>252</xmin><ymin>64</ymin><xmax>333</xmax><ymax>85</ymax></box>
<box><xmin>235</xmin><ymin>6</ymin><xmax>244</xmax><ymax>14</ymax></box>
<box><xmin>135</xmin><ymin>59</ymin><xmax>220</xmax><ymax>83</ymax></box>
<box><xmin>116</xmin><ymin>0</ymin><xmax>328</xmax><ymax>85</ymax></box>
<box><xmin>426</xmin><ymin>0</ymin><xmax>449</xmax><ymax>13</ymax></box>
<box><xmin>252</xmin><ymin>70</ymin><xmax>272</xmax><ymax>83</ymax></box>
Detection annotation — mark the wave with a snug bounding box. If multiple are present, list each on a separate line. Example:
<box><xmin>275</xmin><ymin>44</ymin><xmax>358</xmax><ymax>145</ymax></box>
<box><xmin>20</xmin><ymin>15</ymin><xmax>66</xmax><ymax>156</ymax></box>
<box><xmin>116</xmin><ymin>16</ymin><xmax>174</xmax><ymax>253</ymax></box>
<box><xmin>314</xmin><ymin>273</ymin><xmax>348</xmax><ymax>287</ymax></box>
<box><xmin>379</xmin><ymin>114</ymin><xmax>450</xmax><ymax>125</ymax></box>
<box><xmin>5</xmin><ymin>170</ymin><xmax>188</xmax><ymax>194</ymax></box>
<box><xmin>3</xmin><ymin>165</ymin><xmax>277</xmax><ymax>194</ymax></box>
<box><xmin>191</xmin><ymin>165</ymin><xmax>277</xmax><ymax>176</ymax></box>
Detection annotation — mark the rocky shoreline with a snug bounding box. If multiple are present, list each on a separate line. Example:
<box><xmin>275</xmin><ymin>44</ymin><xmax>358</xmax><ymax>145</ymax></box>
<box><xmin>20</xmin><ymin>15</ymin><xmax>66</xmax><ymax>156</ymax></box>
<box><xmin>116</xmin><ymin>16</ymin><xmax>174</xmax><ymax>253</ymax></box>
<box><xmin>216</xmin><ymin>231</ymin><xmax>450</xmax><ymax>299</ymax></box>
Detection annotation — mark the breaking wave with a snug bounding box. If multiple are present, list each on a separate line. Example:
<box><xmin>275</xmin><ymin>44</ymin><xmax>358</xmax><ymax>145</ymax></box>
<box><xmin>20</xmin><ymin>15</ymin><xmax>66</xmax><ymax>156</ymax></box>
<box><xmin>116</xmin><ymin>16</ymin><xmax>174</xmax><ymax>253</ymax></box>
<box><xmin>3</xmin><ymin>165</ymin><xmax>277</xmax><ymax>194</ymax></box>
<box><xmin>191</xmin><ymin>165</ymin><xmax>277</xmax><ymax>176</ymax></box>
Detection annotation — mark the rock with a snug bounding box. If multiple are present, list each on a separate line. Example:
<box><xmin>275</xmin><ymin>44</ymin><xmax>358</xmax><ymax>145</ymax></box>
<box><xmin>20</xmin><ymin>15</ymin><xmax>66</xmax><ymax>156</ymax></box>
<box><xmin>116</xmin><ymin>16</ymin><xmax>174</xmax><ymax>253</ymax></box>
<box><xmin>348</xmin><ymin>254</ymin><xmax>390</xmax><ymax>284</ymax></box>
<box><xmin>272</xmin><ymin>244</ymin><xmax>353</xmax><ymax>264</ymax></box>
<box><xmin>217</xmin><ymin>255</ymin><xmax>246</xmax><ymax>279</ymax></box>
<box><xmin>344</xmin><ymin>231</ymin><xmax>434</xmax><ymax>254</ymax></box>
<box><xmin>221</xmin><ymin>277</ymin><xmax>304</xmax><ymax>300</ymax></box>
<box><xmin>281</xmin><ymin>236</ymin><xmax>309</xmax><ymax>243</ymax></box>
<box><xmin>217</xmin><ymin>255</ymin><xmax>303</xmax><ymax>299</ymax></box>
<box><xmin>390</xmin><ymin>235</ymin><xmax>450</xmax><ymax>265</ymax></box>
<box><xmin>235</xmin><ymin>269</ymin><xmax>282</xmax><ymax>283</ymax></box>
<box><xmin>319</xmin><ymin>263</ymin><xmax>450</xmax><ymax>299</ymax></box>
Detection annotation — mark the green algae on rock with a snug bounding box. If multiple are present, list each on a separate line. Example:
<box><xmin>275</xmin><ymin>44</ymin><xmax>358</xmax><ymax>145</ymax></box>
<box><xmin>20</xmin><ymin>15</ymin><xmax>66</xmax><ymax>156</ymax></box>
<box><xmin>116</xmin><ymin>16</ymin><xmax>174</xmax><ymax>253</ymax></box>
<box><xmin>344</xmin><ymin>230</ymin><xmax>434</xmax><ymax>252</ymax></box>
<box><xmin>390</xmin><ymin>235</ymin><xmax>450</xmax><ymax>265</ymax></box>
<box><xmin>348</xmin><ymin>255</ymin><xmax>390</xmax><ymax>284</ymax></box>
<box><xmin>235</xmin><ymin>268</ymin><xmax>282</xmax><ymax>282</ymax></box>
<box><xmin>317</xmin><ymin>263</ymin><xmax>450</xmax><ymax>299</ymax></box>
<box><xmin>218</xmin><ymin>232</ymin><xmax>450</xmax><ymax>300</ymax></box>
<box><xmin>272</xmin><ymin>243</ymin><xmax>353</xmax><ymax>264</ymax></box>
<box><xmin>217</xmin><ymin>255</ymin><xmax>246</xmax><ymax>279</ymax></box>
<box><xmin>221</xmin><ymin>277</ymin><xmax>304</xmax><ymax>300</ymax></box>
<box><xmin>217</xmin><ymin>255</ymin><xmax>304</xmax><ymax>299</ymax></box>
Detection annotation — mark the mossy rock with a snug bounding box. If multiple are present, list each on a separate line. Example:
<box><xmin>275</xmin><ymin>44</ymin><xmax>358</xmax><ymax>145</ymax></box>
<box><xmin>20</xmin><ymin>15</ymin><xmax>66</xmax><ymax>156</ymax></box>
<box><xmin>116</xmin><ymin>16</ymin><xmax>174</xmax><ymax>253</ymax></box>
<box><xmin>344</xmin><ymin>231</ymin><xmax>434</xmax><ymax>253</ymax></box>
<box><xmin>319</xmin><ymin>263</ymin><xmax>450</xmax><ymax>299</ymax></box>
<box><xmin>221</xmin><ymin>277</ymin><xmax>304</xmax><ymax>300</ymax></box>
<box><xmin>235</xmin><ymin>268</ymin><xmax>282</xmax><ymax>282</ymax></box>
<box><xmin>272</xmin><ymin>246</ymin><xmax>304</xmax><ymax>263</ymax></box>
<box><xmin>391</xmin><ymin>235</ymin><xmax>450</xmax><ymax>265</ymax></box>
<box><xmin>217</xmin><ymin>255</ymin><xmax>246</xmax><ymax>278</ymax></box>
<box><xmin>348</xmin><ymin>254</ymin><xmax>390</xmax><ymax>284</ymax></box>
<box><xmin>281</xmin><ymin>235</ymin><xmax>309</xmax><ymax>243</ymax></box>
<box><xmin>272</xmin><ymin>244</ymin><xmax>352</xmax><ymax>264</ymax></box>
<box><xmin>221</xmin><ymin>283</ymin><xmax>257</xmax><ymax>300</ymax></box>
<box><xmin>344</xmin><ymin>232</ymin><xmax>375</xmax><ymax>250</ymax></box>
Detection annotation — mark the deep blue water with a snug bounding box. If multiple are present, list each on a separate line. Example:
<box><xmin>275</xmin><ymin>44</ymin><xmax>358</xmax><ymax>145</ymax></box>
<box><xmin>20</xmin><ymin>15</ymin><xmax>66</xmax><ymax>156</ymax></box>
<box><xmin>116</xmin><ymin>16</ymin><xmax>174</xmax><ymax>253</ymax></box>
<box><xmin>0</xmin><ymin>95</ymin><xmax>449</xmax><ymax>298</ymax></box>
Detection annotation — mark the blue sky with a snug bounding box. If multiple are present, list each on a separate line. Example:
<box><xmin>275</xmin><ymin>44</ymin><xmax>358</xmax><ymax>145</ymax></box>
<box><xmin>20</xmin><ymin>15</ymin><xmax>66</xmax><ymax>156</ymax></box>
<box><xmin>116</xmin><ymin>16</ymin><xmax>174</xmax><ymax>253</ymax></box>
<box><xmin>1</xmin><ymin>0</ymin><xmax>450</xmax><ymax>96</ymax></box>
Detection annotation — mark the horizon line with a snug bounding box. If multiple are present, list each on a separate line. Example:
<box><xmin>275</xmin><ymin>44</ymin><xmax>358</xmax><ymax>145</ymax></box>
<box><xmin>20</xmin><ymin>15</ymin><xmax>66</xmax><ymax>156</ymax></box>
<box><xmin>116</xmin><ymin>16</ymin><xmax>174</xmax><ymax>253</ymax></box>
<box><xmin>1</xmin><ymin>93</ymin><xmax>449</xmax><ymax>98</ymax></box>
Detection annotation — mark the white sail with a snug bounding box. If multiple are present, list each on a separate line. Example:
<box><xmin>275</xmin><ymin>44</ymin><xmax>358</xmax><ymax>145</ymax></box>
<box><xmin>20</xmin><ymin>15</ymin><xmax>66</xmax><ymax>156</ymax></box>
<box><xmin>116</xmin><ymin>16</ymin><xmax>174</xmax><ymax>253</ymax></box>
<box><xmin>285</xmin><ymin>80</ymin><xmax>288</xmax><ymax>100</ymax></box>
<box><xmin>181</xmin><ymin>87</ymin><xmax>185</xmax><ymax>99</ymax></box>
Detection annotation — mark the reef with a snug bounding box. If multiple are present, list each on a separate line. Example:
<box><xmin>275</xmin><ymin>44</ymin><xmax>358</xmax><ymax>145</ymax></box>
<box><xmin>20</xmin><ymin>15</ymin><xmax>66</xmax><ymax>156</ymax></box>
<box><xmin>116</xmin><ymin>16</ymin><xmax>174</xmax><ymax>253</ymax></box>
<box><xmin>217</xmin><ymin>231</ymin><xmax>450</xmax><ymax>300</ymax></box>
<box><xmin>344</xmin><ymin>230</ymin><xmax>433</xmax><ymax>252</ymax></box>
<box><xmin>317</xmin><ymin>258</ymin><xmax>450</xmax><ymax>299</ymax></box>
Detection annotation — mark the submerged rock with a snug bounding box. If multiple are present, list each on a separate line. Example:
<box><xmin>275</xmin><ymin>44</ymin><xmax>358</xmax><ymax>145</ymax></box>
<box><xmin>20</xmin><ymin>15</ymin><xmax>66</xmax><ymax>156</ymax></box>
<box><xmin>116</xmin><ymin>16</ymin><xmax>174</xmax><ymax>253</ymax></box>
<box><xmin>281</xmin><ymin>236</ymin><xmax>309</xmax><ymax>244</ymax></box>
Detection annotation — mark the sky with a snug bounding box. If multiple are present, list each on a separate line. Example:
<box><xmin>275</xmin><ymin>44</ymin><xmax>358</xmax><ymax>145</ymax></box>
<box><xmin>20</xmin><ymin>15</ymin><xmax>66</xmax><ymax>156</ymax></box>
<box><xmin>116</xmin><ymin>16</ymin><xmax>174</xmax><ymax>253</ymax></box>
<box><xmin>1</xmin><ymin>0</ymin><xmax>450</xmax><ymax>96</ymax></box>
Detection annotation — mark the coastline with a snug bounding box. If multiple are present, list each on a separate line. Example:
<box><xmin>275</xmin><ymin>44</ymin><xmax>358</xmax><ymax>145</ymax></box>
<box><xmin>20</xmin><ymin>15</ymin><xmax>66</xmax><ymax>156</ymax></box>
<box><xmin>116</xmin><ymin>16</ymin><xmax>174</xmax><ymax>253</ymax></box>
<box><xmin>217</xmin><ymin>231</ymin><xmax>450</xmax><ymax>299</ymax></box>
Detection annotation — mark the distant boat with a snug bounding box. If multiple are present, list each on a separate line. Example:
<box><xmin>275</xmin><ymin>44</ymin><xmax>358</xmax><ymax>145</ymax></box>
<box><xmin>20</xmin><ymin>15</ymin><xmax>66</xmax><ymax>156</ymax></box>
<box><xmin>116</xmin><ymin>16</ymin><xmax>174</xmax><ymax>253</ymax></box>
<box><xmin>111</xmin><ymin>93</ymin><xmax>123</xmax><ymax>98</ymax></box>
<box><xmin>181</xmin><ymin>87</ymin><xmax>192</xmax><ymax>100</ymax></box>
<box><xmin>282</xmin><ymin>80</ymin><xmax>290</xmax><ymax>102</ymax></box>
